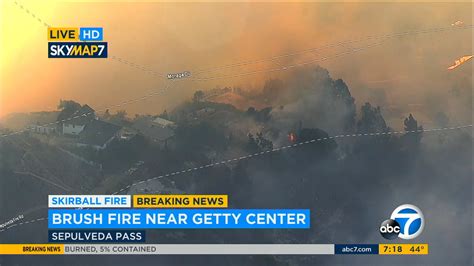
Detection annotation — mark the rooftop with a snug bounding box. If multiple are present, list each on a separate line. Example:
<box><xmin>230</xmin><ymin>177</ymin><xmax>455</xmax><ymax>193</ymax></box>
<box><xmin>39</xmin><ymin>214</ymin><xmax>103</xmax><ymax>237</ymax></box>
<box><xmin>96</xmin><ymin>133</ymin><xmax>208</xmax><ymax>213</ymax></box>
<box><xmin>77</xmin><ymin>119</ymin><xmax>121</xmax><ymax>147</ymax></box>
<box><xmin>132</xmin><ymin>118</ymin><xmax>174</xmax><ymax>142</ymax></box>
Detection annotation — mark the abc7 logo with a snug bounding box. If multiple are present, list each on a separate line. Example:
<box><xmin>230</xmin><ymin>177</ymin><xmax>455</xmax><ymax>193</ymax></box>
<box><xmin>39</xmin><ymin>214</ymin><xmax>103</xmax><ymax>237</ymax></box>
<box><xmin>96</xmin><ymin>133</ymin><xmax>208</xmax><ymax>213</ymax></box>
<box><xmin>380</xmin><ymin>204</ymin><xmax>424</xmax><ymax>240</ymax></box>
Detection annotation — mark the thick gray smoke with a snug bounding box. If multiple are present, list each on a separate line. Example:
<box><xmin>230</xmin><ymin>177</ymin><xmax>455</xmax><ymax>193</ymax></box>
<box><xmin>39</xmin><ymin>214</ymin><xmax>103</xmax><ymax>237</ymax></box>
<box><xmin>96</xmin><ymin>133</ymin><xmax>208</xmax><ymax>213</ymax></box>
<box><xmin>0</xmin><ymin>66</ymin><xmax>471</xmax><ymax>266</ymax></box>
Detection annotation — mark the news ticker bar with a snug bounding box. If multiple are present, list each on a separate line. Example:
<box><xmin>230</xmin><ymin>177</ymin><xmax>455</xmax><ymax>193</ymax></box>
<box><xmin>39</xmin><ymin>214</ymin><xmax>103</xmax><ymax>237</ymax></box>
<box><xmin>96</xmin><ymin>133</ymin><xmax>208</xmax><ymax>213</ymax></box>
<box><xmin>0</xmin><ymin>244</ymin><xmax>428</xmax><ymax>255</ymax></box>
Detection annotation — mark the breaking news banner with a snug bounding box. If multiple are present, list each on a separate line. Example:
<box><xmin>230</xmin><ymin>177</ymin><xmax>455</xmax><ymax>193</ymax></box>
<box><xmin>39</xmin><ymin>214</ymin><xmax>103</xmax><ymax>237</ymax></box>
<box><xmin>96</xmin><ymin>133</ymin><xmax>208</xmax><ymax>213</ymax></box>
<box><xmin>132</xmin><ymin>195</ymin><xmax>228</xmax><ymax>208</ymax></box>
<box><xmin>48</xmin><ymin>209</ymin><xmax>310</xmax><ymax>229</ymax></box>
<box><xmin>48</xmin><ymin>195</ymin><xmax>228</xmax><ymax>208</ymax></box>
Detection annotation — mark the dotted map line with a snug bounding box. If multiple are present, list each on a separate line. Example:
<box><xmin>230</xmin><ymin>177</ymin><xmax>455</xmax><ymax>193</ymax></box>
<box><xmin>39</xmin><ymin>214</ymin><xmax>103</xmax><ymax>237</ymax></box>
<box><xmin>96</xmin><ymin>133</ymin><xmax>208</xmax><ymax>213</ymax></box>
<box><xmin>3</xmin><ymin>1</ymin><xmax>472</xmax><ymax>235</ymax></box>
<box><xmin>6</xmin><ymin>0</ymin><xmax>472</xmax><ymax>138</ymax></box>
<box><xmin>188</xmin><ymin>24</ymin><xmax>473</xmax><ymax>81</ymax></box>
<box><xmin>109</xmin><ymin>125</ymin><xmax>470</xmax><ymax>194</ymax></box>
<box><xmin>0</xmin><ymin>125</ymin><xmax>471</xmax><ymax>234</ymax></box>
<box><xmin>191</xmin><ymin>24</ymin><xmax>474</xmax><ymax>75</ymax></box>
<box><xmin>12</xmin><ymin>0</ymin><xmax>473</xmax><ymax>81</ymax></box>
<box><xmin>13</xmin><ymin>0</ymin><xmax>50</xmax><ymax>27</ymax></box>
<box><xmin>107</xmin><ymin>25</ymin><xmax>473</xmax><ymax>81</ymax></box>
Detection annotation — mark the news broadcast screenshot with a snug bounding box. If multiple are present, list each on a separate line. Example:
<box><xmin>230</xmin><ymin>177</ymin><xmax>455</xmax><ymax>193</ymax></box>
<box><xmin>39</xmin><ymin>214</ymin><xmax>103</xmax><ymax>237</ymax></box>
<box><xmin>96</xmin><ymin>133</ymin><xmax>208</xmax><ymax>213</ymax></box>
<box><xmin>0</xmin><ymin>1</ymin><xmax>472</xmax><ymax>265</ymax></box>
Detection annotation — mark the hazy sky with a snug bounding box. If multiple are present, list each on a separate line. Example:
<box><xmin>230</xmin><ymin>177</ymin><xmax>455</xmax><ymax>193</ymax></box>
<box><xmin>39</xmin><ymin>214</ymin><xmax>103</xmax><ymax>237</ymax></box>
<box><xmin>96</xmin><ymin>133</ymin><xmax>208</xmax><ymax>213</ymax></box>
<box><xmin>0</xmin><ymin>1</ymin><xmax>472</xmax><ymax>120</ymax></box>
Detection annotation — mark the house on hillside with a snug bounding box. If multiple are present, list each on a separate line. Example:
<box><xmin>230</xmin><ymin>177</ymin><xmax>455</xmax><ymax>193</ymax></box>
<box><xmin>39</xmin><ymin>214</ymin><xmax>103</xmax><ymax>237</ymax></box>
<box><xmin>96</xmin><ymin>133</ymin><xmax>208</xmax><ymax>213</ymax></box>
<box><xmin>152</xmin><ymin>117</ymin><xmax>176</xmax><ymax>128</ymax></box>
<box><xmin>186</xmin><ymin>107</ymin><xmax>216</xmax><ymax>120</ymax></box>
<box><xmin>131</xmin><ymin>118</ymin><xmax>175</xmax><ymax>149</ymax></box>
<box><xmin>29</xmin><ymin>124</ymin><xmax>57</xmax><ymax>135</ymax></box>
<box><xmin>117</xmin><ymin>127</ymin><xmax>138</xmax><ymax>141</ymax></box>
<box><xmin>196</xmin><ymin>107</ymin><xmax>215</xmax><ymax>117</ymax></box>
<box><xmin>58</xmin><ymin>105</ymin><xmax>96</xmax><ymax>135</ymax></box>
<box><xmin>76</xmin><ymin>119</ymin><xmax>122</xmax><ymax>150</ymax></box>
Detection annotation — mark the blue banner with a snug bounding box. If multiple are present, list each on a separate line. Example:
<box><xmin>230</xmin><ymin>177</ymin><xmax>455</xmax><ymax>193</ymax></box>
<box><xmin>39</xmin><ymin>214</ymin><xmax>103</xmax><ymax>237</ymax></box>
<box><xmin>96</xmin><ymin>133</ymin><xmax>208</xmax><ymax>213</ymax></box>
<box><xmin>48</xmin><ymin>209</ymin><xmax>310</xmax><ymax>229</ymax></box>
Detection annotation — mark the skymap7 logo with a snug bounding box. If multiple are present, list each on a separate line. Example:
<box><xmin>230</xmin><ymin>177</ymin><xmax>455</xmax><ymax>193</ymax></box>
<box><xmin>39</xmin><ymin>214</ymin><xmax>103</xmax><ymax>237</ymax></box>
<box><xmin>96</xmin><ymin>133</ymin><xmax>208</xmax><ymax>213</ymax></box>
<box><xmin>48</xmin><ymin>42</ymin><xmax>108</xmax><ymax>58</ymax></box>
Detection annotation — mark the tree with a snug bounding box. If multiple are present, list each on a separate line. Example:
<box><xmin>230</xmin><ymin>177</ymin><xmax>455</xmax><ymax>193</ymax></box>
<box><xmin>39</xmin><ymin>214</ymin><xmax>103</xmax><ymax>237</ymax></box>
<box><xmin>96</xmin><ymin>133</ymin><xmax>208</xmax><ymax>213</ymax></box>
<box><xmin>356</xmin><ymin>103</ymin><xmax>389</xmax><ymax>133</ymax></box>
<box><xmin>116</xmin><ymin>110</ymin><xmax>127</xmax><ymax>120</ymax></box>
<box><xmin>245</xmin><ymin>132</ymin><xmax>273</xmax><ymax>153</ymax></box>
<box><xmin>106</xmin><ymin>110</ymin><xmax>128</xmax><ymax>125</ymax></box>
<box><xmin>245</xmin><ymin>133</ymin><xmax>259</xmax><ymax>153</ymax></box>
<box><xmin>58</xmin><ymin>100</ymin><xmax>81</xmax><ymax>111</ymax></box>
<box><xmin>402</xmin><ymin>114</ymin><xmax>423</xmax><ymax>150</ymax></box>
<box><xmin>404</xmin><ymin>114</ymin><xmax>422</xmax><ymax>132</ymax></box>
<box><xmin>353</xmin><ymin>103</ymin><xmax>393</xmax><ymax>156</ymax></box>
<box><xmin>256</xmin><ymin>132</ymin><xmax>273</xmax><ymax>151</ymax></box>
<box><xmin>246</xmin><ymin>107</ymin><xmax>272</xmax><ymax>122</ymax></box>
<box><xmin>159</xmin><ymin>110</ymin><xmax>169</xmax><ymax>120</ymax></box>
<box><xmin>193</xmin><ymin>90</ymin><xmax>205</xmax><ymax>102</ymax></box>
<box><xmin>56</xmin><ymin>100</ymin><xmax>82</xmax><ymax>123</ymax></box>
<box><xmin>246</xmin><ymin>107</ymin><xmax>257</xmax><ymax>115</ymax></box>
<box><xmin>103</xmin><ymin>109</ymin><xmax>111</xmax><ymax>119</ymax></box>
